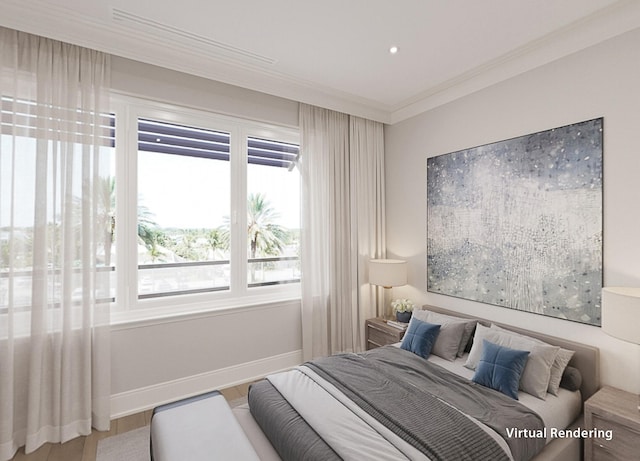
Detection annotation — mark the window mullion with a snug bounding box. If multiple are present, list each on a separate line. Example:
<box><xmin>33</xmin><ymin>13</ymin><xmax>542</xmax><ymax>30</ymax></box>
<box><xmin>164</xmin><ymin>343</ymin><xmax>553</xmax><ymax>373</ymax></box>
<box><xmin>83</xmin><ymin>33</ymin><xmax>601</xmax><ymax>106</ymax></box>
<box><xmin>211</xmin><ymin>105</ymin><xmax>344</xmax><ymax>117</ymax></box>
<box><xmin>114</xmin><ymin>102</ymin><xmax>139</xmax><ymax>310</ymax></box>
<box><xmin>229</xmin><ymin>127</ymin><xmax>247</xmax><ymax>296</ymax></box>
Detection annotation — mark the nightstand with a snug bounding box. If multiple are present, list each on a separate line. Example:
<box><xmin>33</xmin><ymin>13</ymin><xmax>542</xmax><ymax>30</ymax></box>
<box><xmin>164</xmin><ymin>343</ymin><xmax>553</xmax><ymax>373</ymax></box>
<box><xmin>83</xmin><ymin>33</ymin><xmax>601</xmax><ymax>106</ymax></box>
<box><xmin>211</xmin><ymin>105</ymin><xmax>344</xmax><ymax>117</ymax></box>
<box><xmin>584</xmin><ymin>386</ymin><xmax>640</xmax><ymax>461</ymax></box>
<box><xmin>365</xmin><ymin>317</ymin><xmax>406</xmax><ymax>350</ymax></box>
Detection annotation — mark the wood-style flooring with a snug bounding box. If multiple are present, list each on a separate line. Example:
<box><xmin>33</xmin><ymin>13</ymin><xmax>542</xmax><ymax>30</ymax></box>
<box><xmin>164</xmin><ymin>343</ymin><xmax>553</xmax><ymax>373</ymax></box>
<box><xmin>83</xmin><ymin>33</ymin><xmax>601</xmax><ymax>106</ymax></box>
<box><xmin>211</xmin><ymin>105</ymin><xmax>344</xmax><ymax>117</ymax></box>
<box><xmin>8</xmin><ymin>381</ymin><xmax>254</xmax><ymax>461</ymax></box>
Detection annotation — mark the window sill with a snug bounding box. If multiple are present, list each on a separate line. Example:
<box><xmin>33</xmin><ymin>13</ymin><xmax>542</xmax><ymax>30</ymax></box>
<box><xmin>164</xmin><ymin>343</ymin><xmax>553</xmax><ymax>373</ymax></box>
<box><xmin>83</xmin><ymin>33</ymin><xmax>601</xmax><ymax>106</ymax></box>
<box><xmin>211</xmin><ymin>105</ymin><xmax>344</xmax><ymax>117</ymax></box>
<box><xmin>109</xmin><ymin>290</ymin><xmax>301</xmax><ymax>330</ymax></box>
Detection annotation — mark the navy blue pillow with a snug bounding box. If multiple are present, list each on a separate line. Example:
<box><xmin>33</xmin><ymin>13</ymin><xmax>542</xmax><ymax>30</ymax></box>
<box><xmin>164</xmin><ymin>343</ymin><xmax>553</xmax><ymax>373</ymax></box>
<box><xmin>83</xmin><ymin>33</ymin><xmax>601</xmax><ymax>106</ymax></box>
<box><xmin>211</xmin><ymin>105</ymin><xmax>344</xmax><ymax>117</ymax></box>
<box><xmin>472</xmin><ymin>339</ymin><xmax>529</xmax><ymax>400</ymax></box>
<box><xmin>400</xmin><ymin>318</ymin><xmax>441</xmax><ymax>358</ymax></box>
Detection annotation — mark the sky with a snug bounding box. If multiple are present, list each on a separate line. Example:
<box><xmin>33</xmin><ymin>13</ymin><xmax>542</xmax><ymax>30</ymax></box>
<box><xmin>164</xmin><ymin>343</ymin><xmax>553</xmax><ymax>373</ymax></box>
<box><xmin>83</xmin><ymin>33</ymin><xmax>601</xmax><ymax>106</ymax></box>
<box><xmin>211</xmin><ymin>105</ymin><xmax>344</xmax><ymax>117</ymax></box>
<box><xmin>2</xmin><ymin>138</ymin><xmax>300</xmax><ymax>231</ymax></box>
<box><xmin>138</xmin><ymin>152</ymin><xmax>300</xmax><ymax>230</ymax></box>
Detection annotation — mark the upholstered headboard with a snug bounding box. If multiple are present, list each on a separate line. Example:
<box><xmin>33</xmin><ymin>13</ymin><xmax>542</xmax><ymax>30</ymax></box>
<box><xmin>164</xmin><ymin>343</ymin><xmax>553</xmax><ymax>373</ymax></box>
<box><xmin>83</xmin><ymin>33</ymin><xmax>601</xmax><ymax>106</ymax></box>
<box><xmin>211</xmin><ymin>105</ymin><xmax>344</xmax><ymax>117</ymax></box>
<box><xmin>423</xmin><ymin>305</ymin><xmax>600</xmax><ymax>401</ymax></box>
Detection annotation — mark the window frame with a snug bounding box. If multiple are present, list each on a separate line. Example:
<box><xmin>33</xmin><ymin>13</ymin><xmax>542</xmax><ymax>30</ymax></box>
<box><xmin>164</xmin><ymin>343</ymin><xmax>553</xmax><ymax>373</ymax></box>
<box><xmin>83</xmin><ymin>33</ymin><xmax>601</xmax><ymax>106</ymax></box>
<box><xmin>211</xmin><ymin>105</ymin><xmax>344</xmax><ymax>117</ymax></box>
<box><xmin>111</xmin><ymin>95</ymin><xmax>300</xmax><ymax>322</ymax></box>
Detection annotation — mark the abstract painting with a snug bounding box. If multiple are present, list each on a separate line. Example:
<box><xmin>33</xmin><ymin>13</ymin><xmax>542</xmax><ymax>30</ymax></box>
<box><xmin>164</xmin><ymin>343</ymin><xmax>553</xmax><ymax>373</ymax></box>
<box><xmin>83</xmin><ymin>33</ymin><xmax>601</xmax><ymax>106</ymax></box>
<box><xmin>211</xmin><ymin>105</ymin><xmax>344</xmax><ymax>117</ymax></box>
<box><xmin>427</xmin><ymin>118</ymin><xmax>603</xmax><ymax>325</ymax></box>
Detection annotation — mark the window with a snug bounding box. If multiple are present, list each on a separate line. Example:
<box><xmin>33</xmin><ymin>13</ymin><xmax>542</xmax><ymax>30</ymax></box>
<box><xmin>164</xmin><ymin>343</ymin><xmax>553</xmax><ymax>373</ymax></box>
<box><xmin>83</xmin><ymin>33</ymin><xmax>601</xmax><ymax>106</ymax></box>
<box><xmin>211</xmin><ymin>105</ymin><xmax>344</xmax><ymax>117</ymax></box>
<box><xmin>247</xmin><ymin>137</ymin><xmax>300</xmax><ymax>287</ymax></box>
<box><xmin>137</xmin><ymin>119</ymin><xmax>232</xmax><ymax>298</ymax></box>
<box><xmin>113</xmin><ymin>97</ymin><xmax>300</xmax><ymax>314</ymax></box>
<box><xmin>0</xmin><ymin>96</ymin><xmax>116</xmax><ymax>313</ymax></box>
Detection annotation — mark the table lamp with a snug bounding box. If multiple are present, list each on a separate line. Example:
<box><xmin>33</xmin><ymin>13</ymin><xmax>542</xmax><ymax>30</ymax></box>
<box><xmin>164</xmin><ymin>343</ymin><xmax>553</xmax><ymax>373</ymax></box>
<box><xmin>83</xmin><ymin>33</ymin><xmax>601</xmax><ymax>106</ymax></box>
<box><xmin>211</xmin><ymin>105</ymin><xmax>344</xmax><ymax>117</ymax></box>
<box><xmin>601</xmin><ymin>286</ymin><xmax>640</xmax><ymax>411</ymax></box>
<box><xmin>369</xmin><ymin>259</ymin><xmax>407</xmax><ymax>320</ymax></box>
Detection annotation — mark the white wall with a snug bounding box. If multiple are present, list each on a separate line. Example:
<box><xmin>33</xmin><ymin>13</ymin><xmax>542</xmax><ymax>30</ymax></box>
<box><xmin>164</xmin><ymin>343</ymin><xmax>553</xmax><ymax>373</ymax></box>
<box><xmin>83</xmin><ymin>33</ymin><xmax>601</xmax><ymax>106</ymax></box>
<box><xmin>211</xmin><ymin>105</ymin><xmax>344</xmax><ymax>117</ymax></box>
<box><xmin>112</xmin><ymin>57</ymin><xmax>298</xmax><ymax>127</ymax></box>
<box><xmin>110</xmin><ymin>300</ymin><xmax>302</xmax><ymax>417</ymax></box>
<box><xmin>385</xmin><ymin>28</ymin><xmax>640</xmax><ymax>394</ymax></box>
<box><xmin>108</xmin><ymin>57</ymin><xmax>302</xmax><ymax>417</ymax></box>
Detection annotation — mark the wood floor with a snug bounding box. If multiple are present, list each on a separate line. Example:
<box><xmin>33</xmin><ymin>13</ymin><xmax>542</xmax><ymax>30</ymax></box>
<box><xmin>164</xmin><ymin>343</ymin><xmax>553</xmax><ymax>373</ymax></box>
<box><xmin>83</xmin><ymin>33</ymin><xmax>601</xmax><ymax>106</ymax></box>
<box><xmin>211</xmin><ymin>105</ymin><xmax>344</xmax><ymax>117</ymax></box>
<box><xmin>9</xmin><ymin>381</ymin><xmax>254</xmax><ymax>461</ymax></box>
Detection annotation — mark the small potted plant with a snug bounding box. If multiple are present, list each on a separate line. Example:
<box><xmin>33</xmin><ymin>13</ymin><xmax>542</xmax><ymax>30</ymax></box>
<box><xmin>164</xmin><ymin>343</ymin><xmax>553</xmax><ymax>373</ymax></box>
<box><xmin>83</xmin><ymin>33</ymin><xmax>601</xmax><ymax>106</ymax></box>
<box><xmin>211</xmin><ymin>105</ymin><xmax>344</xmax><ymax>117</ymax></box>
<box><xmin>391</xmin><ymin>298</ymin><xmax>414</xmax><ymax>323</ymax></box>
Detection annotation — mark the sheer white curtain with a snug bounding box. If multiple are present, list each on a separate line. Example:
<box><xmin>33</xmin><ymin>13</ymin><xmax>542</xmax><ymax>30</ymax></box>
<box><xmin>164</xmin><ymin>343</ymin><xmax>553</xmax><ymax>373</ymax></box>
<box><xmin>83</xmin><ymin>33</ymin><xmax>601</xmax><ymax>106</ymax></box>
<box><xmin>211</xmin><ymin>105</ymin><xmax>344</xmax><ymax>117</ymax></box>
<box><xmin>299</xmin><ymin>104</ymin><xmax>385</xmax><ymax>360</ymax></box>
<box><xmin>349</xmin><ymin>116</ymin><xmax>386</xmax><ymax>349</ymax></box>
<box><xmin>0</xmin><ymin>28</ymin><xmax>111</xmax><ymax>460</ymax></box>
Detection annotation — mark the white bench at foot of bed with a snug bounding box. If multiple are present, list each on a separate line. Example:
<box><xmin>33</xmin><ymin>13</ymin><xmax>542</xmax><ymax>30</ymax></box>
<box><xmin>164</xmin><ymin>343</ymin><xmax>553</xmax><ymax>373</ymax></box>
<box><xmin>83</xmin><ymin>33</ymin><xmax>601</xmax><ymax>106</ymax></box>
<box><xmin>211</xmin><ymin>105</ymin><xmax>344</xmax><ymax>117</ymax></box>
<box><xmin>150</xmin><ymin>391</ymin><xmax>261</xmax><ymax>461</ymax></box>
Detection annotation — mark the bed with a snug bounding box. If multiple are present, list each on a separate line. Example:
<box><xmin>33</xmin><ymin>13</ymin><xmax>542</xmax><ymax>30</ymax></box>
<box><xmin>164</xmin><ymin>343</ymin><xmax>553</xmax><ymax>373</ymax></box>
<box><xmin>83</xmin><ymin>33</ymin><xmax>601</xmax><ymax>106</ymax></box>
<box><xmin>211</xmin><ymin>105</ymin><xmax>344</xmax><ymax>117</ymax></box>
<box><xmin>151</xmin><ymin>305</ymin><xmax>600</xmax><ymax>461</ymax></box>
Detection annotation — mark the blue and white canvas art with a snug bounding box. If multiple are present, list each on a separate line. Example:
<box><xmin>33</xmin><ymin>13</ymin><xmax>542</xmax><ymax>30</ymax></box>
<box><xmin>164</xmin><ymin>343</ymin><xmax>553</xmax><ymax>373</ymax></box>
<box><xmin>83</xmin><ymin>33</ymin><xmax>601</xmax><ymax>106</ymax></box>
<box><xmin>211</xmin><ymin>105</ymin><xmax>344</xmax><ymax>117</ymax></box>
<box><xmin>427</xmin><ymin>118</ymin><xmax>603</xmax><ymax>325</ymax></box>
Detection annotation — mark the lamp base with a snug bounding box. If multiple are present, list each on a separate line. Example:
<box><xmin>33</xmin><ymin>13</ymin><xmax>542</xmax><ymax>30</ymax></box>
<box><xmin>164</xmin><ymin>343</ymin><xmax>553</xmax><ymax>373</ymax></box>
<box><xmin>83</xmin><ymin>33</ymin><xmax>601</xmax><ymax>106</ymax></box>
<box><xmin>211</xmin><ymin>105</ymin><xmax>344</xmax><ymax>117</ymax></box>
<box><xmin>381</xmin><ymin>287</ymin><xmax>393</xmax><ymax>321</ymax></box>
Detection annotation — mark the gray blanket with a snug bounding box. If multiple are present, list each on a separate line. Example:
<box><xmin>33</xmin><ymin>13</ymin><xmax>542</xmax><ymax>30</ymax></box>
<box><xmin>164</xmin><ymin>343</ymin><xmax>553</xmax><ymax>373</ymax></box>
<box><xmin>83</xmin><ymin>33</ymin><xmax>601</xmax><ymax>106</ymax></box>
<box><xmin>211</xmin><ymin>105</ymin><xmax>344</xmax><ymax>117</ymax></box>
<box><xmin>308</xmin><ymin>346</ymin><xmax>545</xmax><ymax>461</ymax></box>
<box><xmin>250</xmin><ymin>346</ymin><xmax>546</xmax><ymax>461</ymax></box>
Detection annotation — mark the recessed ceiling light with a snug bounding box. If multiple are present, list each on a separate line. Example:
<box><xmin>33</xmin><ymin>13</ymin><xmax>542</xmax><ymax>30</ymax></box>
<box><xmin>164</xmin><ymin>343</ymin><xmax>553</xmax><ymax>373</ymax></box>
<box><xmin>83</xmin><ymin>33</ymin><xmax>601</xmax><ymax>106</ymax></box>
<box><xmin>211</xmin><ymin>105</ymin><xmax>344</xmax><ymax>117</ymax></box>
<box><xmin>389</xmin><ymin>46</ymin><xmax>399</xmax><ymax>55</ymax></box>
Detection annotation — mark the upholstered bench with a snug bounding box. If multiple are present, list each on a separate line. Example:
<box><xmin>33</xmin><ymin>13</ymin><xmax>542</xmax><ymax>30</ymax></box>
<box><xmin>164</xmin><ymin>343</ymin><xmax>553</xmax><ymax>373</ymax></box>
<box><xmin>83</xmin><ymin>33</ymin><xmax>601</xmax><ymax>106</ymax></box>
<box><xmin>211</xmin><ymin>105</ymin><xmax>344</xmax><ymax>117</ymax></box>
<box><xmin>150</xmin><ymin>390</ymin><xmax>260</xmax><ymax>461</ymax></box>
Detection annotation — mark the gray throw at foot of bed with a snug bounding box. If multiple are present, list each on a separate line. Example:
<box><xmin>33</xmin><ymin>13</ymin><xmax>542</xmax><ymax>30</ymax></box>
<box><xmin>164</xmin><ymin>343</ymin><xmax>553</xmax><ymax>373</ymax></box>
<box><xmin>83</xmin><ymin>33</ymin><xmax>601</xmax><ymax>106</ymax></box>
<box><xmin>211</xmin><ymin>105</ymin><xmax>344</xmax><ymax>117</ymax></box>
<box><xmin>249</xmin><ymin>379</ymin><xmax>342</xmax><ymax>460</ymax></box>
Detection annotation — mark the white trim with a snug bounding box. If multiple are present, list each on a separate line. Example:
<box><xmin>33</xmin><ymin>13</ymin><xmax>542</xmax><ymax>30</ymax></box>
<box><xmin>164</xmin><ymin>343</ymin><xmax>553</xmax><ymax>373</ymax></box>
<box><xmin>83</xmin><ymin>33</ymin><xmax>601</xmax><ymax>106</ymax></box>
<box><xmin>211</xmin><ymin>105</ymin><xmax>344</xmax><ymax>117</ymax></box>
<box><xmin>389</xmin><ymin>1</ymin><xmax>640</xmax><ymax>124</ymax></box>
<box><xmin>110</xmin><ymin>296</ymin><xmax>301</xmax><ymax>329</ymax></box>
<box><xmin>111</xmin><ymin>94</ymin><xmax>300</xmax><ymax>139</ymax></box>
<box><xmin>109</xmin><ymin>349</ymin><xmax>303</xmax><ymax>419</ymax></box>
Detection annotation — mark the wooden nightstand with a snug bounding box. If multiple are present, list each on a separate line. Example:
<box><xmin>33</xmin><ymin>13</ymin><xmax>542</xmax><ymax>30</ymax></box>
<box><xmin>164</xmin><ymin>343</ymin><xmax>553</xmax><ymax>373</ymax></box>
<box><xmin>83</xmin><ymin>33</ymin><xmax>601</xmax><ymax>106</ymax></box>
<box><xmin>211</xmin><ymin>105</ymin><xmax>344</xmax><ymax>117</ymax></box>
<box><xmin>365</xmin><ymin>317</ymin><xmax>406</xmax><ymax>350</ymax></box>
<box><xmin>584</xmin><ymin>386</ymin><xmax>640</xmax><ymax>461</ymax></box>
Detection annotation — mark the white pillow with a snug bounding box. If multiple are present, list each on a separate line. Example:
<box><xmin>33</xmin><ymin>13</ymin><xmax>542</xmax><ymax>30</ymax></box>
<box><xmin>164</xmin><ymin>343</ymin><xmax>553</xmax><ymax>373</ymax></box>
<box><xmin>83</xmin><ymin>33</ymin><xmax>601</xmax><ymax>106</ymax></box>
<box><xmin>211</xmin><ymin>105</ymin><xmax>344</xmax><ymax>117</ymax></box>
<box><xmin>490</xmin><ymin>324</ymin><xmax>574</xmax><ymax>396</ymax></box>
<box><xmin>465</xmin><ymin>324</ymin><xmax>560</xmax><ymax>400</ymax></box>
<box><xmin>412</xmin><ymin>310</ymin><xmax>466</xmax><ymax>361</ymax></box>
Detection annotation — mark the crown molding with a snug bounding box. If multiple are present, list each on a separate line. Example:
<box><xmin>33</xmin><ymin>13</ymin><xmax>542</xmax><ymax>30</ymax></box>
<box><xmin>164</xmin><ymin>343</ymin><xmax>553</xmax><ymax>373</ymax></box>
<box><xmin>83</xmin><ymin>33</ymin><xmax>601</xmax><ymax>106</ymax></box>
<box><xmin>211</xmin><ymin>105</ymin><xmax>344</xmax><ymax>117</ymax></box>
<box><xmin>389</xmin><ymin>0</ymin><xmax>640</xmax><ymax>124</ymax></box>
<box><xmin>1</xmin><ymin>0</ymin><xmax>639</xmax><ymax>125</ymax></box>
<box><xmin>0</xmin><ymin>0</ymin><xmax>393</xmax><ymax>123</ymax></box>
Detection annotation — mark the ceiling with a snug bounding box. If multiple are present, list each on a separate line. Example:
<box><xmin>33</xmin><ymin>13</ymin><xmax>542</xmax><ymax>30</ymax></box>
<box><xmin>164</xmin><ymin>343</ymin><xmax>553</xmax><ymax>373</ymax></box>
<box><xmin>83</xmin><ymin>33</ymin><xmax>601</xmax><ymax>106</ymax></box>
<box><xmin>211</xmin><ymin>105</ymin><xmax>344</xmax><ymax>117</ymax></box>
<box><xmin>1</xmin><ymin>0</ymin><xmax>640</xmax><ymax>124</ymax></box>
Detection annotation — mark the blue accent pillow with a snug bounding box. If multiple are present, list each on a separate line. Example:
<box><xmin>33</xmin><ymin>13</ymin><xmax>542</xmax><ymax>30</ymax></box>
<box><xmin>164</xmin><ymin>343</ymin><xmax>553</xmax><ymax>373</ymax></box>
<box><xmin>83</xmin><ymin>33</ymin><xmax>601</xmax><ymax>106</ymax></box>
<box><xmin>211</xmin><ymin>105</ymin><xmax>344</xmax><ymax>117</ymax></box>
<box><xmin>472</xmin><ymin>340</ymin><xmax>529</xmax><ymax>400</ymax></box>
<box><xmin>400</xmin><ymin>318</ymin><xmax>441</xmax><ymax>358</ymax></box>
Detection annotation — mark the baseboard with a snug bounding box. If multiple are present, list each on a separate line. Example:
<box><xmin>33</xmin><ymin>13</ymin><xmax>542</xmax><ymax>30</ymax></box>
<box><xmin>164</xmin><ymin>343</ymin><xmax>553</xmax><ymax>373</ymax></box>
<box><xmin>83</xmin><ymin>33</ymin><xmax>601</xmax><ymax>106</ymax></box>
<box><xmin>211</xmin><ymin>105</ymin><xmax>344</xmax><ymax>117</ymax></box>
<box><xmin>110</xmin><ymin>349</ymin><xmax>303</xmax><ymax>418</ymax></box>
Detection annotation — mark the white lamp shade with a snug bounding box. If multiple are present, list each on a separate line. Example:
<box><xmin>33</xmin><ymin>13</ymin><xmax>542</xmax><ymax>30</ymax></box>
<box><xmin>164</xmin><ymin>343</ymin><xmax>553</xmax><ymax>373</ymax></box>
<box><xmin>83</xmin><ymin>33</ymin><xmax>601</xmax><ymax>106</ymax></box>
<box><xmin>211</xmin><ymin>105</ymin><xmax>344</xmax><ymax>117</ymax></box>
<box><xmin>602</xmin><ymin>287</ymin><xmax>640</xmax><ymax>345</ymax></box>
<box><xmin>369</xmin><ymin>259</ymin><xmax>407</xmax><ymax>288</ymax></box>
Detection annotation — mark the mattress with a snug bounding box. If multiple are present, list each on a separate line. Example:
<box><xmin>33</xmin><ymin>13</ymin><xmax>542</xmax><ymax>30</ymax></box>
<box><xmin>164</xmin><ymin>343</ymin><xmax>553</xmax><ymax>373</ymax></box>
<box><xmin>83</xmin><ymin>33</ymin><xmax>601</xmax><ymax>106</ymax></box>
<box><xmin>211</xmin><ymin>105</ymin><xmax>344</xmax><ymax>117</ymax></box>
<box><xmin>426</xmin><ymin>353</ymin><xmax>583</xmax><ymax>443</ymax></box>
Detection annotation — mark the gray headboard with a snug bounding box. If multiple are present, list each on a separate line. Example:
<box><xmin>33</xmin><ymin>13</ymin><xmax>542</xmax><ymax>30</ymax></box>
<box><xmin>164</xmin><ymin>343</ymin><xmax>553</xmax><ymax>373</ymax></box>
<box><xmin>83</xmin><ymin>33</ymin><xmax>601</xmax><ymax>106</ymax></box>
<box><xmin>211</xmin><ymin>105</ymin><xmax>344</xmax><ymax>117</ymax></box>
<box><xmin>423</xmin><ymin>304</ymin><xmax>600</xmax><ymax>401</ymax></box>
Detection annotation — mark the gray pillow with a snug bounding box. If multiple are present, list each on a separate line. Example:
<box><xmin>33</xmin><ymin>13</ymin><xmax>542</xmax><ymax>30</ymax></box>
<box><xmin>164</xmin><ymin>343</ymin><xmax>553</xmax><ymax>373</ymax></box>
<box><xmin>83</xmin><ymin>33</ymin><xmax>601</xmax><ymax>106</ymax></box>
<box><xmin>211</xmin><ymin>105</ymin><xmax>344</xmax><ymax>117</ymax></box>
<box><xmin>412</xmin><ymin>310</ymin><xmax>467</xmax><ymax>361</ymax></box>
<box><xmin>490</xmin><ymin>324</ymin><xmax>574</xmax><ymax>396</ymax></box>
<box><xmin>466</xmin><ymin>324</ymin><xmax>560</xmax><ymax>400</ymax></box>
<box><xmin>457</xmin><ymin>320</ymin><xmax>478</xmax><ymax>357</ymax></box>
<box><xmin>547</xmin><ymin>349</ymin><xmax>575</xmax><ymax>395</ymax></box>
<box><xmin>417</xmin><ymin>310</ymin><xmax>477</xmax><ymax>358</ymax></box>
<box><xmin>560</xmin><ymin>366</ymin><xmax>582</xmax><ymax>392</ymax></box>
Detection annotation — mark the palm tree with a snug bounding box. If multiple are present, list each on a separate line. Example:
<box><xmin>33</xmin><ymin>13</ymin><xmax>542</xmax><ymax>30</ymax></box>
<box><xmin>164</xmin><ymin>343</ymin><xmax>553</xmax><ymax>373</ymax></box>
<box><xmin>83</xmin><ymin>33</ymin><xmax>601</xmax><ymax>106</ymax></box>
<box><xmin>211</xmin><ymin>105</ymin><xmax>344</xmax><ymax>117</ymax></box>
<box><xmin>206</xmin><ymin>228</ymin><xmax>228</xmax><ymax>259</ymax></box>
<box><xmin>174</xmin><ymin>232</ymin><xmax>199</xmax><ymax>260</ymax></box>
<box><xmin>96</xmin><ymin>179</ymin><xmax>162</xmax><ymax>262</ymax></box>
<box><xmin>146</xmin><ymin>232</ymin><xmax>166</xmax><ymax>262</ymax></box>
<box><xmin>137</xmin><ymin>201</ymin><xmax>159</xmax><ymax>250</ymax></box>
<box><xmin>96</xmin><ymin>176</ymin><xmax>115</xmax><ymax>266</ymax></box>
<box><xmin>247</xmin><ymin>193</ymin><xmax>287</xmax><ymax>259</ymax></box>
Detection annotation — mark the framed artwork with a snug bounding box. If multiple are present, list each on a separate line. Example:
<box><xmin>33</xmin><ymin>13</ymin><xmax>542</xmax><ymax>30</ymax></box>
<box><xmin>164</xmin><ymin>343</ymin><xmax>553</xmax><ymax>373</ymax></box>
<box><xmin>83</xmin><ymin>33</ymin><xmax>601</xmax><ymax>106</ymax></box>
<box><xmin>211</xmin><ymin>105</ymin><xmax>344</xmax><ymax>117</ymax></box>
<box><xmin>427</xmin><ymin>118</ymin><xmax>603</xmax><ymax>325</ymax></box>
